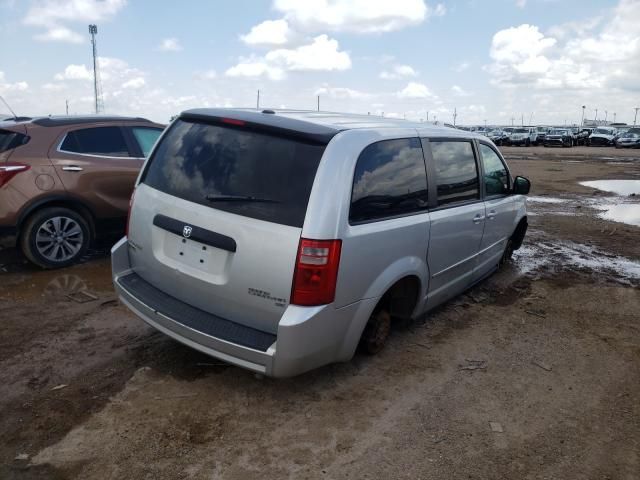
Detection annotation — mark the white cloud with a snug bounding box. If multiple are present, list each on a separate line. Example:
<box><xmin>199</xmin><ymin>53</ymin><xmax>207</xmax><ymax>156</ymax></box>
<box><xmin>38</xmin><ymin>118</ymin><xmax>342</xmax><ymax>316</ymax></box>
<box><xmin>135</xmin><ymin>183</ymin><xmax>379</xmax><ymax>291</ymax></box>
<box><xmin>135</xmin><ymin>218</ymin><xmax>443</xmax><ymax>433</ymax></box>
<box><xmin>0</xmin><ymin>71</ymin><xmax>29</xmax><ymax>94</ymax></box>
<box><xmin>273</xmin><ymin>0</ymin><xmax>431</xmax><ymax>34</ymax></box>
<box><xmin>515</xmin><ymin>0</ymin><xmax>526</xmax><ymax>8</ymax></box>
<box><xmin>397</xmin><ymin>82</ymin><xmax>436</xmax><ymax>99</ymax></box>
<box><xmin>122</xmin><ymin>77</ymin><xmax>145</xmax><ymax>89</ymax></box>
<box><xmin>225</xmin><ymin>59</ymin><xmax>285</xmax><ymax>81</ymax></box>
<box><xmin>266</xmin><ymin>35</ymin><xmax>351</xmax><ymax>71</ymax></box>
<box><xmin>23</xmin><ymin>0</ymin><xmax>126</xmax><ymax>43</ymax></box>
<box><xmin>226</xmin><ymin>34</ymin><xmax>350</xmax><ymax>80</ymax></box>
<box><xmin>241</xmin><ymin>19</ymin><xmax>293</xmax><ymax>47</ymax></box>
<box><xmin>379</xmin><ymin>64</ymin><xmax>417</xmax><ymax>79</ymax></box>
<box><xmin>34</xmin><ymin>26</ymin><xmax>83</xmax><ymax>43</ymax></box>
<box><xmin>434</xmin><ymin>3</ymin><xmax>446</xmax><ymax>16</ymax></box>
<box><xmin>195</xmin><ymin>69</ymin><xmax>217</xmax><ymax>80</ymax></box>
<box><xmin>158</xmin><ymin>38</ymin><xmax>182</xmax><ymax>52</ymax></box>
<box><xmin>488</xmin><ymin>1</ymin><xmax>640</xmax><ymax>93</ymax></box>
<box><xmin>451</xmin><ymin>85</ymin><xmax>472</xmax><ymax>97</ymax></box>
<box><xmin>453</xmin><ymin>61</ymin><xmax>470</xmax><ymax>72</ymax></box>
<box><xmin>314</xmin><ymin>85</ymin><xmax>373</xmax><ymax>100</ymax></box>
<box><xmin>54</xmin><ymin>64</ymin><xmax>92</xmax><ymax>81</ymax></box>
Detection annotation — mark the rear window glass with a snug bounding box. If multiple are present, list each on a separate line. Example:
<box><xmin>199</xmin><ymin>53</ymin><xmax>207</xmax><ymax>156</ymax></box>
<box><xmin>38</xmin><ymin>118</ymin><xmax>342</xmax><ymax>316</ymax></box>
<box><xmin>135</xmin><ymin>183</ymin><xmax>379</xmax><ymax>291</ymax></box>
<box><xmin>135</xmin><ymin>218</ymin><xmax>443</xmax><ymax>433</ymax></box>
<box><xmin>60</xmin><ymin>127</ymin><xmax>130</xmax><ymax>157</ymax></box>
<box><xmin>142</xmin><ymin>119</ymin><xmax>326</xmax><ymax>228</ymax></box>
<box><xmin>0</xmin><ymin>129</ymin><xmax>28</xmax><ymax>153</ymax></box>
<box><xmin>131</xmin><ymin>127</ymin><xmax>163</xmax><ymax>157</ymax></box>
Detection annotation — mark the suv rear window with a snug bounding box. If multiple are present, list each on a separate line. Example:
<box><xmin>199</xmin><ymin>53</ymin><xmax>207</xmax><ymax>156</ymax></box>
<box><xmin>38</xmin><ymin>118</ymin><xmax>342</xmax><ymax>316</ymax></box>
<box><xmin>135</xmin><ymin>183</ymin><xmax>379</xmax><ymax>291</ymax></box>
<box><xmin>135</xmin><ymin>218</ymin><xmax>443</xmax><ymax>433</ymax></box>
<box><xmin>0</xmin><ymin>129</ymin><xmax>29</xmax><ymax>153</ymax></box>
<box><xmin>142</xmin><ymin>119</ymin><xmax>326</xmax><ymax>228</ymax></box>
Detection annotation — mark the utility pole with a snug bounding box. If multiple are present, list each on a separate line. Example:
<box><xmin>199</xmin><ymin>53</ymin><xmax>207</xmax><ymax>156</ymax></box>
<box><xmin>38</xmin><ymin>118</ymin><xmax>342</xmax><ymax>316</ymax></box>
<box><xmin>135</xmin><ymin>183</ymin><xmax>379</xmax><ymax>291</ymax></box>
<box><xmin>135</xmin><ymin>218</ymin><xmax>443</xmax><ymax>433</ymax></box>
<box><xmin>595</xmin><ymin>108</ymin><xmax>598</xmax><ymax>123</ymax></box>
<box><xmin>484</xmin><ymin>119</ymin><xmax>487</xmax><ymax>128</ymax></box>
<box><xmin>65</xmin><ymin>99</ymin><xmax>69</xmax><ymax>115</ymax></box>
<box><xmin>529</xmin><ymin>112</ymin><xmax>534</xmax><ymax>125</ymax></box>
<box><xmin>317</xmin><ymin>95</ymin><xmax>320</xmax><ymax>112</ymax></box>
<box><xmin>521</xmin><ymin>114</ymin><xmax>524</xmax><ymax>126</ymax></box>
<box><xmin>581</xmin><ymin>105</ymin><xmax>586</xmax><ymax>126</ymax></box>
<box><xmin>605</xmin><ymin>110</ymin><xmax>608</xmax><ymax>122</ymax></box>
<box><xmin>426</xmin><ymin>111</ymin><xmax>429</xmax><ymax>122</ymax></box>
<box><xmin>88</xmin><ymin>24</ymin><xmax>101</xmax><ymax>114</ymax></box>
<box><xmin>453</xmin><ymin>107</ymin><xmax>457</xmax><ymax>126</ymax></box>
<box><xmin>613</xmin><ymin>112</ymin><xmax>616</xmax><ymax>123</ymax></box>
<box><xmin>634</xmin><ymin>107</ymin><xmax>639</xmax><ymax>126</ymax></box>
<box><xmin>256</xmin><ymin>89</ymin><xmax>260</xmax><ymax>109</ymax></box>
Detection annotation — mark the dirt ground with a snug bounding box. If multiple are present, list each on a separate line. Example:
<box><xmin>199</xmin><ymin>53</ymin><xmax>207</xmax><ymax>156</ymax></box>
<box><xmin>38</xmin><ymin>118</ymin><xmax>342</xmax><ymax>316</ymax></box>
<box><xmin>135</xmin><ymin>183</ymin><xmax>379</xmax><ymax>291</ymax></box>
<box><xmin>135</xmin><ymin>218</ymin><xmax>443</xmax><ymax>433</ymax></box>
<box><xmin>1</xmin><ymin>146</ymin><xmax>639</xmax><ymax>480</ymax></box>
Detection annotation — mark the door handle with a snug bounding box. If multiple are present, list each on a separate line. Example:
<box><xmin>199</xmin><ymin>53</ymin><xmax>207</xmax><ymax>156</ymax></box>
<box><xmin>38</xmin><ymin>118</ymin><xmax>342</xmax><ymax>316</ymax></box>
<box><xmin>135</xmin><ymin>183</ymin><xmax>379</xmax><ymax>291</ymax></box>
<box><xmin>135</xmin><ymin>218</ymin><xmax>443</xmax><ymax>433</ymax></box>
<box><xmin>62</xmin><ymin>166</ymin><xmax>83</xmax><ymax>172</ymax></box>
<box><xmin>473</xmin><ymin>214</ymin><xmax>486</xmax><ymax>224</ymax></box>
<box><xmin>487</xmin><ymin>211</ymin><xmax>497</xmax><ymax>220</ymax></box>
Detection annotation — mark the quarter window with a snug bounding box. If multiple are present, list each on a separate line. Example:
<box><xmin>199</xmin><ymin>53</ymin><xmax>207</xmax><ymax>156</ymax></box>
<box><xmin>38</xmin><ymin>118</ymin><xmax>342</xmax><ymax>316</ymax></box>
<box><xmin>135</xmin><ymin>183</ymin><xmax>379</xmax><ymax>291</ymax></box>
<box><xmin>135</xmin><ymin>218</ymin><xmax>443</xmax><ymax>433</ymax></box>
<box><xmin>479</xmin><ymin>144</ymin><xmax>510</xmax><ymax>196</ymax></box>
<box><xmin>131</xmin><ymin>127</ymin><xmax>163</xmax><ymax>157</ymax></box>
<box><xmin>350</xmin><ymin>138</ymin><xmax>428</xmax><ymax>223</ymax></box>
<box><xmin>60</xmin><ymin>127</ymin><xmax>130</xmax><ymax>157</ymax></box>
<box><xmin>430</xmin><ymin>140</ymin><xmax>480</xmax><ymax>206</ymax></box>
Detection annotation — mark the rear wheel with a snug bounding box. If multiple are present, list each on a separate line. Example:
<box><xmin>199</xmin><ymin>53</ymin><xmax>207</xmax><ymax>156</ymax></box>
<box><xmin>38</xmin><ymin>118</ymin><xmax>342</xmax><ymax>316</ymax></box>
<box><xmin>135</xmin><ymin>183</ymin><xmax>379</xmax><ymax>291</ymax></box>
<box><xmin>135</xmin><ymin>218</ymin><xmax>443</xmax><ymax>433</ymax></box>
<box><xmin>360</xmin><ymin>309</ymin><xmax>391</xmax><ymax>354</ymax></box>
<box><xmin>20</xmin><ymin>207</ymin><xmax>91</xmax><ymax>269</ymax></box>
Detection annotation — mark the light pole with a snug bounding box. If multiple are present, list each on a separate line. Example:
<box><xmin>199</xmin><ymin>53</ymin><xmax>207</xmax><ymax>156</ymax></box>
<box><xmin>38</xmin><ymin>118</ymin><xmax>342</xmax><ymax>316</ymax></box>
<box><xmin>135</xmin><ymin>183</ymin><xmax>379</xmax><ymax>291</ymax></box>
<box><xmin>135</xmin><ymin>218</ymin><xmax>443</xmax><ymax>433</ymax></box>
<box><xmin>634</xmin><ymin>107</ymin><xmax>639</xmax><ymax>126</ymax></box>
<box><xmin>605</xmin><ymin>110</ymin><xmax>608</xmax><ymax>123</ymax></box>
<box><xmin>613</xmin><ymin>112</ymin><xmax>616</xmax><ymax>123</ymax></box>
<box><xmin>581</xmin><ymin>105</ymin><xmax>585</xmax><ymax>126</ymax></box>
<box><xmin>594</xmin><ymin>109</ymin><xmax>598</xmax><ymax>123</ymax></box>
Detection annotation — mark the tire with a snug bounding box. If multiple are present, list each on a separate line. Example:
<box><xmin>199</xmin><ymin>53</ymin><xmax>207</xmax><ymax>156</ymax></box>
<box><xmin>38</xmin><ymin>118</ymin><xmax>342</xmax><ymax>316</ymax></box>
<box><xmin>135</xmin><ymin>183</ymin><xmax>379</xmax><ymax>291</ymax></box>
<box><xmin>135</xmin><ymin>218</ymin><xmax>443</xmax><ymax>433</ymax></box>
<box><xmin>526</xmin><ymin>139</ymin><xmax>531</xmax><ymax>147</ymax></box>
<box><xmin>20</xmin><ymin>207</ymin><xmax>91</xmax><ymax>269</ymax></box>
<box><xmin>360</xmin><ymin>309</ymin><xmax>391</xmax><ymax>355</ymax></box>
<box><xmin>500</xmin><ymin>239</ymin><xmax>514</xmax><ymax>266</ymax></box>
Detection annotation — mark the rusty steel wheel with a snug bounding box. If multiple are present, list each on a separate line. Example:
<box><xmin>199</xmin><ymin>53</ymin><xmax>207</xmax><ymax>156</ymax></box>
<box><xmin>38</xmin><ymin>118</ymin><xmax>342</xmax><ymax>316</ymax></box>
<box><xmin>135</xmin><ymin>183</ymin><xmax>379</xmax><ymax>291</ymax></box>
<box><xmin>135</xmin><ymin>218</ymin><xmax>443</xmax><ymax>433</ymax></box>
<box><xmin>361</xmin><ymin>309</ymin><xmax>391</xmax><ymax>354</ymax></box>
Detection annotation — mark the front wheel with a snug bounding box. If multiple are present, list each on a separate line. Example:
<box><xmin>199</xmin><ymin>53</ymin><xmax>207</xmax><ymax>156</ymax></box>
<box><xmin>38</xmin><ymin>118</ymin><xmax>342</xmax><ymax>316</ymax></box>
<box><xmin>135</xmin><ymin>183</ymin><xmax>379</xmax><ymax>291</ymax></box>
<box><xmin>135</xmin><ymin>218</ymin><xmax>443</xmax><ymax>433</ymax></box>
<box><xmin>20</xmin><ymin>207</ymin><xmax>91</xmax><ymax>269</ymax></box>
<box><xmin>360</xmin><ymin>309</ymin><xmax>391</xmax><ymax>354</ymax></box>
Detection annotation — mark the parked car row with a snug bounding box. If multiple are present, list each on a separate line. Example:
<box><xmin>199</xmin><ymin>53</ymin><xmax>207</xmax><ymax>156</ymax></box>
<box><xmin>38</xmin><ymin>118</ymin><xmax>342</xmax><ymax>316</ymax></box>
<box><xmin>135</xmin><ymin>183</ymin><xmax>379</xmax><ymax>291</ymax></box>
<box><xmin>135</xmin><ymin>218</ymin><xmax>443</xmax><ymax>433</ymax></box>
<box><xmin>468</xmin><ymin>125</ymin><xmax>640</xmax><ymax>148</ymax></box>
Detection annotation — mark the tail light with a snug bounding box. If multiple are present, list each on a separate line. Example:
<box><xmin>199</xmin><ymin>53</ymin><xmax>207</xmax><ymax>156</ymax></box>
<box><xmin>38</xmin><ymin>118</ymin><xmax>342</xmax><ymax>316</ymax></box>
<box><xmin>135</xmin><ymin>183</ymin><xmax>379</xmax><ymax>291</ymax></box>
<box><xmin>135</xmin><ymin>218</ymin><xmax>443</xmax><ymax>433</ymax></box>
<box><xmin>125</xmin><ymin>188</ymin><xmax>136</xmax><ymax>237</ymax></box>
<box><xmin>0</xmin><ymin>163</ymin><xmax>30</xmax><ymax>188</ymax></box>
<box><xmin>291</xmin><ymin>238</ymin><xmax>342</xmax><ymax>306</ymax></box>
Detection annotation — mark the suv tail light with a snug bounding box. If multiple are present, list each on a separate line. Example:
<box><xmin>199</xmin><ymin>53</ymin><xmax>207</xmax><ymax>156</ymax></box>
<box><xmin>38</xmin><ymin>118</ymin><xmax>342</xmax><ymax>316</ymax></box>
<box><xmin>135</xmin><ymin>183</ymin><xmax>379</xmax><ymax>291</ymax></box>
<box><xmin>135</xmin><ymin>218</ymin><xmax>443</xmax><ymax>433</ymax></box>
<box><xmin>125</xmin><ymin>188</ymin><xmax>136</xmax><ymax>237</ymax></box>
<box><xmin>291</xmin><ymin>238</ymin><xmax>342</xmax><ymax>306</ymax></box>
<box><xmin>0</xmin><ymin>163</ymin><xmax>30</xmax><ymax>188</ymax></box>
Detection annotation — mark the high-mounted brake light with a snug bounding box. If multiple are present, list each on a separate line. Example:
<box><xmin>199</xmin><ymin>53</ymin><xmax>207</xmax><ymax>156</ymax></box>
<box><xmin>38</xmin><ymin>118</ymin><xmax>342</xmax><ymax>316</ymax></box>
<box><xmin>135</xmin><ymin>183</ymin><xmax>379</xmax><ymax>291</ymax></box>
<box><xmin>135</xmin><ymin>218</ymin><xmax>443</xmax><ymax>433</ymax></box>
<box><xmin>221</xmin><ymin>118</ymin><xmax>245</xmax><ymax>126</ymax></box>
<box><xmin>125</xmin><ymin>188</ymin><xmax>136</xmax><ymax>237</ymax></box>
<box><xmin>291</xmin><ymin>238</ymin><xmax>342</xmax><ymax>306</ymax></box>
<box><xmin>0</xmin><ymin>163</ymin><xmax>30</xmax><ymax>188</ymax></box>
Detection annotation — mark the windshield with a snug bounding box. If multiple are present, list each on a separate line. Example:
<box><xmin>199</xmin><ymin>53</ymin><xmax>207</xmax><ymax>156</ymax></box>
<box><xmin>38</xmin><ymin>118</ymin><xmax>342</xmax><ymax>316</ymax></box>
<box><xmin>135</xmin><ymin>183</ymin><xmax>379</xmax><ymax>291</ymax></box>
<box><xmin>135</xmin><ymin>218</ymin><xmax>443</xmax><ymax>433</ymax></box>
<box><xmin>142</xmin><ymin>119</ymin><xmax>327</xmax><ymax>228</ymax></box>
<box><xmin>594</xmin><ymin>128</ymin><xmax>613</xmax><ymax>135</ymax></box>
<box><xmin>550</xmin><ymin>129</ymin><xmax>567</xmax><ymax>135</ymax></box>
<box><xmin>513</xmin><ymin>128</ymin><xmax>528</xmax><ymax>133</ymax></box>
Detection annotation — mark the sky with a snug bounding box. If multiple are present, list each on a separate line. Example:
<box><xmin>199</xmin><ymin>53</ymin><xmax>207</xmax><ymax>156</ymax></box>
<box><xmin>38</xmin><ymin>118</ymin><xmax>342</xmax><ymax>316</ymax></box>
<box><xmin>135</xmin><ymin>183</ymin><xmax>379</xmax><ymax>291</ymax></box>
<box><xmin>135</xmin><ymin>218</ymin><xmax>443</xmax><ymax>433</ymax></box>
<box><xmin>0</xmin><ymin>0</ymin><xmax>639</xmax><ymax>125</ymax></box>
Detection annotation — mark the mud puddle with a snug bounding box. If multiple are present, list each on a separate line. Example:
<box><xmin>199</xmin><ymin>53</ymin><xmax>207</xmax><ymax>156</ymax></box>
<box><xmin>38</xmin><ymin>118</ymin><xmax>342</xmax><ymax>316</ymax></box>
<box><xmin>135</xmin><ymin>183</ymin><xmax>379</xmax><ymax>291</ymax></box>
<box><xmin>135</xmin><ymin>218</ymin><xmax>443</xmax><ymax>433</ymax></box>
<box><xmin>514</xmin><ymin>238</ymin><xmax>640</xmax><ymax>285</ymax></box>
<box><xmin>579</xmin><ymin>179</ymin><xmax>640</xmax><ymax>196</ymax></box>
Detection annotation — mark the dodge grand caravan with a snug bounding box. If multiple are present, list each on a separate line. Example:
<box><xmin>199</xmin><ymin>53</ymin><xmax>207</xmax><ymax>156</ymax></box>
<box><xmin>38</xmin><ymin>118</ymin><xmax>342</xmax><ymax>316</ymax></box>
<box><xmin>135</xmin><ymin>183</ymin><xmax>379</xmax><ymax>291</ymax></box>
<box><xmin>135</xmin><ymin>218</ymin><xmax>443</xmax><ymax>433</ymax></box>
<box><xmin>112</xmin><ymin>109</ymin><xmax>530</xmax><ymax>377</ymax></box>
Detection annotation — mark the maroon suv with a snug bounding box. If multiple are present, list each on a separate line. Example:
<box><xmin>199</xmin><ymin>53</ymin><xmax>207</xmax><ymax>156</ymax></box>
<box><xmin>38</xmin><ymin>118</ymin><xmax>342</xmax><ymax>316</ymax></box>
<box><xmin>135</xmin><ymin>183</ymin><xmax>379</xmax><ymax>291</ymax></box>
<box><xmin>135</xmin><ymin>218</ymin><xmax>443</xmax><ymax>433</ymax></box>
<box><xmin>0</xmin><ymin>116</ymin><xmax>164</xmax><ymax>268</ymax></box>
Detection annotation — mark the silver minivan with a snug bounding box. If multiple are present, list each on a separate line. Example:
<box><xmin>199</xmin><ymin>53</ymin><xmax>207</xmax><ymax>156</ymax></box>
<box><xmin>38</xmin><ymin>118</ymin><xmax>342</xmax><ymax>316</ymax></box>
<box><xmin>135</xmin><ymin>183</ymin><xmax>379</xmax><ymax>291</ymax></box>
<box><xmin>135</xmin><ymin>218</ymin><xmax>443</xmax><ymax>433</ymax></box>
<box><xmin>112</xmin><ymin>109</ymin><xmax>530</xmax><ymax>377</ymax></box>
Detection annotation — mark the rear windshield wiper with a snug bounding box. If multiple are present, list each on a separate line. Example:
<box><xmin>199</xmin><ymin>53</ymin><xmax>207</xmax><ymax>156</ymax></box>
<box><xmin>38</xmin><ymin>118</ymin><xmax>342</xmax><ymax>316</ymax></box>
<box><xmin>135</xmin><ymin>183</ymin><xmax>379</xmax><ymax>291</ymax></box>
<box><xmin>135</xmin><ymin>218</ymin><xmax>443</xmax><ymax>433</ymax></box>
<box><xmin>205</xmin><ymin>194</ymin><xmax>281</xmax><ymax>203</ymax></box>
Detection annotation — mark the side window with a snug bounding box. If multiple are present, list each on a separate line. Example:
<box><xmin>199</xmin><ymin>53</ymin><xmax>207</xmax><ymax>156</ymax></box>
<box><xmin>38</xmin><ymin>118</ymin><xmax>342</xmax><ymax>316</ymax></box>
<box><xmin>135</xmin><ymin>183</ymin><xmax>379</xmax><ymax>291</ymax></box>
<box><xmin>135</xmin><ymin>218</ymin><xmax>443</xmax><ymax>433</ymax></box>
<box><xmin>350</xmin><ymin>138</ymin><xmax>428</xmax><ymax>223</ymax></box>
<box><xmin>479</xmin><ymin>144</ymin><xmax>510</xmax><ymax>196</ymax></box>
<box><xmin>60</xmin><ymin>127</ymin><xmax>130</xmax><ymax>157</ymax></box>
<box><xmin>430</xmin><ymin>140</ymin><xmax>479</xmax><ymax>206</ymax></box>
<box><xmin>131</xmin><ymin>127</ymin><xmax>163</xmax><ymax>157</ymax></box>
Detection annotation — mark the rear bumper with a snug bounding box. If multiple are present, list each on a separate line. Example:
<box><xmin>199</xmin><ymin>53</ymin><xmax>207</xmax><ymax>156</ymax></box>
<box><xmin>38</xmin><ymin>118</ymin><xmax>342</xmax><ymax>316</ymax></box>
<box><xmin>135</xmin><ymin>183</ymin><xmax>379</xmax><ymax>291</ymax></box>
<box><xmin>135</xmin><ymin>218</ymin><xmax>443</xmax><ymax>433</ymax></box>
<box><xmin>111</xmin><ymin>237</ymin><xmax>376</xmax><ymax>377</ymax></box>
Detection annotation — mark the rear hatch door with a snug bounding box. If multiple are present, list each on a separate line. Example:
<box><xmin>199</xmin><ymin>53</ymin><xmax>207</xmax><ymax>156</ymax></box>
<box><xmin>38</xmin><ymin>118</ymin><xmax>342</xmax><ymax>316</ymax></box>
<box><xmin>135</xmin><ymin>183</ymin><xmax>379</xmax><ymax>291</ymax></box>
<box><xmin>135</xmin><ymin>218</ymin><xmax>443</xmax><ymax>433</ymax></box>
<box><xmin>127</xmin><ymin>117</ymin><xmax>330</xmax><ymax>334</ymax></box>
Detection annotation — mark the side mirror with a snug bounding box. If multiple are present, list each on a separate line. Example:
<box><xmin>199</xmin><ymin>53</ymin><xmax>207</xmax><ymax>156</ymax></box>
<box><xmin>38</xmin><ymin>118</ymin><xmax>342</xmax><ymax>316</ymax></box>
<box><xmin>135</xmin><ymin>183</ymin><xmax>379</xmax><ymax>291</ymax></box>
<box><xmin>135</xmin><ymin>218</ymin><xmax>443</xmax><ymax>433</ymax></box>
<box><xmin>513</xmin><ymin>176</ymin><xmax>531</xmax><ymax>195</ymax></box>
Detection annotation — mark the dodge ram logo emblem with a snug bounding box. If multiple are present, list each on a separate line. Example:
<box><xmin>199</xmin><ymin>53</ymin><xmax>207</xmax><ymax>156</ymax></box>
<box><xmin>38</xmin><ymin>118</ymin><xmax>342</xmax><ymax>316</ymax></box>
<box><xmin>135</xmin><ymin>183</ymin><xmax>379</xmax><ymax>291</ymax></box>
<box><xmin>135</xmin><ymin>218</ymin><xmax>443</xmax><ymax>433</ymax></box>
<box><xmin>183</xmin><ymin>225</ymin><xmax>192</xmax><ymax>238</ymax></box>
